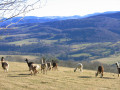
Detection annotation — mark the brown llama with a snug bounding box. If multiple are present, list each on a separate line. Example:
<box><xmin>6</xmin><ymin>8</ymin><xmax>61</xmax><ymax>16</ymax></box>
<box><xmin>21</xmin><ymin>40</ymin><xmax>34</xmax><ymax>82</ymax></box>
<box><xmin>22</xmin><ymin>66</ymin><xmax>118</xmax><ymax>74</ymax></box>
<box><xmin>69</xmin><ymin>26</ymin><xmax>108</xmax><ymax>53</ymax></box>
<box><xmin>95</xmin><ymin>65</ymin><xmax>104</xmax><ymax>78</ymax></box>
<box><xmin>115</xmin><ymin>62</ymin><xmax>120</xmax><ymax>77</ymax></box>
<box><xmin>30</xmin><ymin>64</ymin><xmax>40</xmax><ymax>76</ymax></box>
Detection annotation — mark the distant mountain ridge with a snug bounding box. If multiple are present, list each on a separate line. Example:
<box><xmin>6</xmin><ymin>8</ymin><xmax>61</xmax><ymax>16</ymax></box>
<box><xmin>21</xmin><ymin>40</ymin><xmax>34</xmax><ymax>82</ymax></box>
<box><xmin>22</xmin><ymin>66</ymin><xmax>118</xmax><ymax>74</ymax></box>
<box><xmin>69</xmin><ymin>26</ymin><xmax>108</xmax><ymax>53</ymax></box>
<box><xmin>0</xmin><ymin>15</ymin><xmax>82</xmax><ymax>27</ymax></box>
<box><xmin>1</xmin><ymin>11</ymin><xmax>120</xmax><ymax>27</ymax></box>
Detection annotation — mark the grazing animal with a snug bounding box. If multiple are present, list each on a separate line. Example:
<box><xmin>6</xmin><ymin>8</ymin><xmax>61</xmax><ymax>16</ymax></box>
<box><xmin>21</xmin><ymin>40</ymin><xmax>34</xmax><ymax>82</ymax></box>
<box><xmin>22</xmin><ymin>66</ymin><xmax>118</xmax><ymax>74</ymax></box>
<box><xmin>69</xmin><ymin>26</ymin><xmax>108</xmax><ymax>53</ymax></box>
<box><xmin>25</xmin><ymin>58</ymin><xmax>34</xmax><ymax>71</ymax></box>
<box><xmin>47</xmin><ymin>62</ymin><xmax>52</xmax><ymax>70</ymax></box>
<box><xmin>52</xmin><ymin>60</ymin><xmax>58</xmax><ymax>70</ymax></box>
<box><xmin>74</xmin><ymin>63</ymin><xmax>83</xmax><ymax>72</ymax></box>
<box><xmin>41</xmin><ymin>63</ymin><xmax>47</xmax><ymax>74</ymax></box>
<box><xmin>30</xmin><ymin>64</ymin><xmax>40</xmax><ymax>75</ymax></box>
<box><xmin>1</xmin><ymin>57</ymin><xmax>9</xmax><ymax>72</ymax></box>
<box><xmin>41</xmin><ymin>58</ymin><xmax>47</xmax><ymax>74</ymax></box>
<box><xmin>115</xmin><ymin>62</ymin><xmax>120</xmax><ymax>77</ymax></box>
<box><xmin>95</xmin><ymin>66</ymin><xmax>104</xmax><ymax>78</ymax></box>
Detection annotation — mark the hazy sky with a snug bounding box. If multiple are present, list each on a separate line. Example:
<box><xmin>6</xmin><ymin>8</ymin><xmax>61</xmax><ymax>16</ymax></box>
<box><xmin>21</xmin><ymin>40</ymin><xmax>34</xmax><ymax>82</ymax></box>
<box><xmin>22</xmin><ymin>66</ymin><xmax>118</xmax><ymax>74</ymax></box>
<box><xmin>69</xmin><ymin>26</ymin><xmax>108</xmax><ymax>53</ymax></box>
<box><xmin>26</xmin><ymin>0</ymin><xmax>120</xmax><ymax>17</ymax></box>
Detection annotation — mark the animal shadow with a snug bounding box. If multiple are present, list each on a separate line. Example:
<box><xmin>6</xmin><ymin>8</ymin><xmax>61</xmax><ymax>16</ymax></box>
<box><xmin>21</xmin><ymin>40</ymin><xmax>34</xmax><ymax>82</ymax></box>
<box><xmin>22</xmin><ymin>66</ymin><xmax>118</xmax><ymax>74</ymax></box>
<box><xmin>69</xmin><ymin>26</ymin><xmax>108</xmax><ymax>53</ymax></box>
<box><xmin>40</xmin><ymin>81</ymin><xmax>49</xmax><ymax>84</ymax></box>
<box><xmin>11</xmin><ymin>70</ymin><xmax>28</xmax><ymax>72</ymax></box>
<box><xmin>78</xmin><ymin>76</ymin><xmax>92</xmax><ymax>78</ymax></box>
<box><xmin>8</xmin><ymin>73</ymin><xmax>31</xmax><ymax>77</ymax></box>
<box><xmin>103</xmin><ymin>77</ymin><xmax>115</xmax><ymax>79</ymax></box>
<box><xmin>18</xmin><ymin>74</ymin><xmax>31</xmax><ymax>75</ymax></box>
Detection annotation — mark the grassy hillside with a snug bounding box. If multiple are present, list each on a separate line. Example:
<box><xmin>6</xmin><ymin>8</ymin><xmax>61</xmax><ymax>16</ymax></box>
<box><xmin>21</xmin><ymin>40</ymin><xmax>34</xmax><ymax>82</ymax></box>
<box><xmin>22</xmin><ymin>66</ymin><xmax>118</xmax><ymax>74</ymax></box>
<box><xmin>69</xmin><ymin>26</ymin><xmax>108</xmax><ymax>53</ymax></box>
<box><xmin>0</xmin><ymin>55</ymin><xmax>39</xmax><ymax>62</ymax></box>
<box><xmin>0</xmin><ymin>61</ymin><xmax>119</xmax><ymax>90</ymax></box>
<box><xmin>92</xmin><ymin>55</ymin><xmax>120</xmax><ymax>65</ymax></box>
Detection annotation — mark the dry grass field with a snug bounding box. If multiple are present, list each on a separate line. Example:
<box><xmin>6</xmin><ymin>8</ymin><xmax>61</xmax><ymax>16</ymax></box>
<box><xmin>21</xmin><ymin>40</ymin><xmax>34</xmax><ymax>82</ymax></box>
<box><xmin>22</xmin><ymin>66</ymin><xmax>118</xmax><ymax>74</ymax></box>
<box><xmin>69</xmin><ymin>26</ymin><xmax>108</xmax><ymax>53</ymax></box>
<box><xmin>0</xmin><ymin>61</ymin><xmax>120</xmax><ymax>90</ymax></box>
<box><xmin>0</xmin><ymin>55</ymin><xmax>39</xmax><ymax>61</ymax></box>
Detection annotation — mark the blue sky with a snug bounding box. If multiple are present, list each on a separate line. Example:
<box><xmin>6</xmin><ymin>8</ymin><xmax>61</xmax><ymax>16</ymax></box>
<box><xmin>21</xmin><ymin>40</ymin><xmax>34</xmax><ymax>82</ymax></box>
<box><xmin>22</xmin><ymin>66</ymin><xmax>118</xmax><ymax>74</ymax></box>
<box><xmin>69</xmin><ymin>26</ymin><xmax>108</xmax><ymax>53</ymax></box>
<box><xmin>26</xmin><ymin>0</ymin><xmax>120</xmax><ymax>17</ymax></box>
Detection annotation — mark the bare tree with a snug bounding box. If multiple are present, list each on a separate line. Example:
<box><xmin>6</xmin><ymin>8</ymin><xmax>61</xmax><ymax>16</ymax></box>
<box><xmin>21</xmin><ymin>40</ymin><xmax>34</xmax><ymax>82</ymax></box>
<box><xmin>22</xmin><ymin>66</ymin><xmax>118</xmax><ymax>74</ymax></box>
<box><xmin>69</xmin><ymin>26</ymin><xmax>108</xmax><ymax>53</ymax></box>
<box><xmin>0</xmin><ymin>0</ymin><xmax>47</xmax><ymax>29</ymax></box>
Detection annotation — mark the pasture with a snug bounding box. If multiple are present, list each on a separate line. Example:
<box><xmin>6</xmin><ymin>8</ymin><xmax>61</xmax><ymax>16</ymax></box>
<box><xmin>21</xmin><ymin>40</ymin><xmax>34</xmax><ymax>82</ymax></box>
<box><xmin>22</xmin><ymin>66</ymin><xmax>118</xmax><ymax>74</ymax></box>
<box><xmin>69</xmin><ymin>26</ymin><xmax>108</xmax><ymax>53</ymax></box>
<box><xmin>0</xmin><ymin>55</ymin><xmax>39</xmax><ymax>62</ymax></box>
<box><xmin>0</xmin><ymin>61</ymin><xmax>119</xmax><ymax>90</ymax></box>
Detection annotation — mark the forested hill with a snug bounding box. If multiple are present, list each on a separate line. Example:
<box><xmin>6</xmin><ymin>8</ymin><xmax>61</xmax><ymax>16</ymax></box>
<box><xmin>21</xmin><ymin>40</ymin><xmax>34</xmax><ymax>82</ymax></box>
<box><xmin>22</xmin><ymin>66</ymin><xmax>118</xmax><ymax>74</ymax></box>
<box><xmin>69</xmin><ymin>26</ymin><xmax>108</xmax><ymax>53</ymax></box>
<box><xmin>40</xmin><ymin>12</ymin><xmax>120</xmax><ymax>42</ymax></box>
<box><xmin>9</xmin><ymin>12</ymin><xmax>120</xmax><ymax>43</ymax></box>
<box><xmin>1</xmin><ymin>11</ymin><xmax>120</xmax><ymax>61</ymax></box>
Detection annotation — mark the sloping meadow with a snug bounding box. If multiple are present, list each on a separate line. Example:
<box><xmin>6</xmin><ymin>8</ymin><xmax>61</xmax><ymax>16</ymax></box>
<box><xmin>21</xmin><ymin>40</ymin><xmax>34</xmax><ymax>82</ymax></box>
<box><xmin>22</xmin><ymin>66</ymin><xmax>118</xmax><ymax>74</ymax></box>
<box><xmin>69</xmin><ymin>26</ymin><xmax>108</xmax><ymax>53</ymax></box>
<box><xmin>0</xmin><ymin>61</ymin><xmax>119</xmax><ymax>90</ymax></box>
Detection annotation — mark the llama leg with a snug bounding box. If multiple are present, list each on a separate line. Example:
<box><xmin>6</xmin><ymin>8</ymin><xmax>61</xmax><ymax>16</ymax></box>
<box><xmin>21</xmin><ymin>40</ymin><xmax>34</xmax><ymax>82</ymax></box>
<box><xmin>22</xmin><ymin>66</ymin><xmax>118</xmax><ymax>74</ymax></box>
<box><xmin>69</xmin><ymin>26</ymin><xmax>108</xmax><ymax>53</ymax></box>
<box><xmin>95</xmin><ymin>72</ymin><xmax>98</xmax><ymax>77</ymax></box>
<box><xmin>43</xmin><ymin>69</ymin><xmax>45</xmax><ymax>74</ymax></box>
<box><xmin>46</xmin><ymin>69</ymin><xmax>47</xmax><ymax>74</ymax></box>
<box><xmin>81</xmin><ymin>68</ymin><xmax>83</xmax><ymax>72</ymax></box>
<box><xmin>31</xmin><ymin>72</ymin><xmax>33</xmax><ymax>76</ymax></box>
<box><xmin>101</xmin><ymin>73</ymin><xmax>103</xmax><ymax>78</ymax></box>
<box><xmin>55</xmin><ymin>66</ymin><xmax>58</xmax><ymax>71</ymax></box>
<box><xmin>34</xmin><ymin>70</ymin><xmax>38</xmax><ymax>75</ymax></box>
<box><xmin>4</xmin><ymin>69</ymin><xmax>8</xmax><ymax>72</ymax></box>
<box><xmin>41</xmin><ymin>69</ymin><xmax>42</xmax><ymax>73</ymax></box>
<box><xmin>74</xmin><ymin>68</ymin><xmax>77</xmax><ymax>72</ymax></box>
<box><xmin>30</xmin><ymin>70</ymin><xmax>33</xmax><ymax>76</ymax></box>
<box><xmin>80</xmin><ymin>68</ymin><xmax>83</xmax><ymax>72</ymax></box>
<box><xmin>37</xmin><ymin>70</ymin><xmax>39</xmax><ymax>73</ymax></box>
<box><xmin>102</xmin><ymin>73</ymin><xmax>103</xmax><ymax>78</ymax></box>
<box><xmin>52</xmin><ymin>67</ymin><xmax>54</xmax><ymax>70</ymax></box>
<box><xmin>57</xmin><ymin>67</ymin><xmax>58</xmax><ymax>71</ymax></box>
<box><xmin>29</xmin><ymin>68</ymin><xmax>31</xmax><ymax>71</ymax></box>
<box><xmin>50</xmin><ymin>67</ymin><xmax>52</xmax><ymax>70</ymax></box>
<box><xmin>6</xmin><ymin>69</ymin><xmax>8</xmax><ymax>73</ymax></box>
<box><xmin>33</xmin><ymin>71</ymin><xmax>35</xmax><ymax>75</ymax></box>
<box><xmin>55</xmin><ymin>66</ymin><xmax>57</xmax><ymax>71</ymax></box>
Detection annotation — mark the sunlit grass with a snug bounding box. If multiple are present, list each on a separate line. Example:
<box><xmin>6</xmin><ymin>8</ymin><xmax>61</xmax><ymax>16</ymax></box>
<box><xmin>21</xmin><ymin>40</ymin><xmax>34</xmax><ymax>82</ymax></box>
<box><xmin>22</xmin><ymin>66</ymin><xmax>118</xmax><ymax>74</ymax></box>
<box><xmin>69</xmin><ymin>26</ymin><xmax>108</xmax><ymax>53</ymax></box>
<box><xmin>41</xmin><ymin>39</ymin><xmax>57</xmax><ymax>44</ymax></box>
<box><xmin>71</xmin><ymin>42</ymin><xmax>112</xmax><ymax>52</ymax></box>
<box><xmin>92</xmin><ymin>55</ymin><xmax>120</xmax><ymax>65</ymax></box>
<box><xmin>8</xmin><ymin>38</ymin><xmax>38</xmax><ymax>46</ymax></box>
<box><xmin>70</xmin><ymin>53</ymin><xmax>91</xmax><ymax>57</ymax></box>
<box><xmin>0</xmin><ymin>55</ymin><xmax>39</xmax><ymax>61</ymax></box>
<box><xmin>0</xmin><ymin>61</ymin><xmax>119</xmax><ymax>90</ymax></box>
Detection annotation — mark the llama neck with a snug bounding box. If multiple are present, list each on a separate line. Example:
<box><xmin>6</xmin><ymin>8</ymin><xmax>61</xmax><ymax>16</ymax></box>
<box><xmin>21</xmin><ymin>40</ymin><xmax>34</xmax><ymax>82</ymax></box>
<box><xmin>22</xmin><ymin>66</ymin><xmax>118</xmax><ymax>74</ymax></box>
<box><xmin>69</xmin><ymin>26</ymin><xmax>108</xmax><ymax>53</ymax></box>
<box><xmin>42</xmin><ymin>59</ymin><xmax>43</xmax><ymax>64</ymax></box>
<box><xmin>116</xmin><ymin>63</ymin><xmax>119</xmax><ymax>68</ymax></box>
<box><xmin>1</xmin><ymin>62</ymin><xmax>3</xmax><ymax>65</ymax></box>
<box><xmin>1</xmin><ymin>60</ymin><xmax>4</xmax><ymax>64</ymax></box>
<box><xmin>74</xmin><ymin>67</ymin><xmax>77</xmax><ymax>72</ymax></box>
<box><xmin>42</xmin><ymin>59</ymin><xmax>45</xmax><ymax>64</ymax></box>
<box><xmin>1</xmin><ymin>58</ymin><xmax>4</xmax><ymax>62</ymax></box>
<box><xmin>26</xmin><ymin>60</ymin><xmax>29</xmax><ymax>65</ymax></box>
